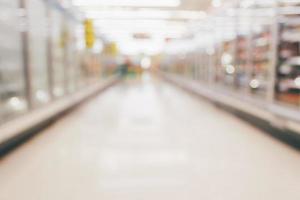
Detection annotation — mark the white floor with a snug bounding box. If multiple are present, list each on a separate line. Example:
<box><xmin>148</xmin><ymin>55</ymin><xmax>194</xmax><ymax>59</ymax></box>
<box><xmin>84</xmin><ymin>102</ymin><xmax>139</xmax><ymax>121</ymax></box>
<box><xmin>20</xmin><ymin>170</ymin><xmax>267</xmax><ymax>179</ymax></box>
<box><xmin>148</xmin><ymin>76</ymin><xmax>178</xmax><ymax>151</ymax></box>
<box><xmin>0</xmin><ymin>74</ymin><xmax>300</xmax><ymax>200</ymax></box>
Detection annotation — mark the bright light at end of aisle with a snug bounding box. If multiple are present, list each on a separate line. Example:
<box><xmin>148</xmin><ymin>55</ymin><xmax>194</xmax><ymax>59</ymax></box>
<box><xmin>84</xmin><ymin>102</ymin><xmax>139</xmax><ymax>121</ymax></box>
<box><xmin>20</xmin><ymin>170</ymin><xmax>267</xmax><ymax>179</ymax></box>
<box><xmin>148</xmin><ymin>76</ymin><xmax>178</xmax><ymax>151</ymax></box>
<box><xmin>72</xmin><ymin>0</ymin><xmax>181</xmax><ymax>7</ymax></box>
<box><xmin>141</xmin><ymin>57</ymin><xmax>152</xmax><ymax>69</ymax></box>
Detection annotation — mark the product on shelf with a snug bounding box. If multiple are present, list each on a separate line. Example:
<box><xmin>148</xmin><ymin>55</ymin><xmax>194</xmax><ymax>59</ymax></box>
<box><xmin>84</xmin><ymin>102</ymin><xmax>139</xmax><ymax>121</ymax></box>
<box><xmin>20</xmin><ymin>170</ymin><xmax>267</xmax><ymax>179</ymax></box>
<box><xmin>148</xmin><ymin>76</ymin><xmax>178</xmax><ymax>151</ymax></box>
<box><xmin>276</xmin><ymin>4</ymin><xmax>300</xmax><ymax>106</ymax></box>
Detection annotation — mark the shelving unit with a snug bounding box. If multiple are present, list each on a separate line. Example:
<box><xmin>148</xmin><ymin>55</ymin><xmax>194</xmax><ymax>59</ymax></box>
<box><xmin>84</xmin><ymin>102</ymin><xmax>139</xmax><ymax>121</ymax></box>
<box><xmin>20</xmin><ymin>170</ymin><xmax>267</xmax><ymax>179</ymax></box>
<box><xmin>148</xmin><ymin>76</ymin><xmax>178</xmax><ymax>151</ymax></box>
<box><xmin>0</xmin><ymin>1</ymin><xmax>26</xmax><ymax>122</ymax></box>
<box><xmin>250</xmin><ymin>22</ymin><xmax>273</xmax><ymax>97</ymax></box>
<box><xmin>276</xmin><ymin>2</ymin><xmax>300</xmax><ymax>106</ymax></box>
<box><xmin>235</xmin><ymin>18</ymin><xmax>251</xmax><ymax>91</ymax></box>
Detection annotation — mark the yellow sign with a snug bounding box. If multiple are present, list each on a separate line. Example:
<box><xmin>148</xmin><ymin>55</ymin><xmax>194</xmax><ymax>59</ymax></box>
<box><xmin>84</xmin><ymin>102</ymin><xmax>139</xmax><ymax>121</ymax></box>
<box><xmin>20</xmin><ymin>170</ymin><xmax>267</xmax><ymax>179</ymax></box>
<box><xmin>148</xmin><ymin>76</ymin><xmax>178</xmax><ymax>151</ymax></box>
<box><xmin>104</xmin><ymin>42</ymin><xmax>119</xmax><ymax>56</ymax></box>
<box><xmin>84</xmin><ymin>19</ymin><xmax>95</xmax><ymax>49</ymax></box>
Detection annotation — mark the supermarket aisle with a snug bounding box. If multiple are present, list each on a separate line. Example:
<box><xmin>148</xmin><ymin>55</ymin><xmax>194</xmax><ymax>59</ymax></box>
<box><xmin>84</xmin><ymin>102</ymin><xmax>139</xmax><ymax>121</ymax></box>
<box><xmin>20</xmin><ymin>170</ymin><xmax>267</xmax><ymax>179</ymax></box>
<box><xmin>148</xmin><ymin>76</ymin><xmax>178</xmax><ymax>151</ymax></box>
<box><xmin>0</xmin><ymin>74</ymin><xmax>300</xmax><ymax>200</ymax></box>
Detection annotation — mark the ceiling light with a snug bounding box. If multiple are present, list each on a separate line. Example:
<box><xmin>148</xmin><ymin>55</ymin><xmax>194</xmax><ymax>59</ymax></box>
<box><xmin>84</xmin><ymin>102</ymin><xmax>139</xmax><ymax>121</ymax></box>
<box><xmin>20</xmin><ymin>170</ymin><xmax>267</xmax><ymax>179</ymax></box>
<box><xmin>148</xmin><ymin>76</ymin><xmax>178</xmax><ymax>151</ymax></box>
<box><xmin>240</xmin><ymin>0</ymin><xmax>254</xmax><ymax>8</ymax></box>
<box><xmin>93</xmin><ymin>19</ymin><xmax>185</xmax><ymax>31</ymax></box>
<box><xmin>212</xmin><ymin>0</ymin><xmax>222</xmax><ymax>7</ymax></box>
<box><xmin>72</xmin><ymin>0</ymin><xmax>181</xmax><ymax>7</ymax></box>
<box><xmin>85</xmin><ymin>10</ymin><xmax>206</xmax><ymax>21</ymax></box>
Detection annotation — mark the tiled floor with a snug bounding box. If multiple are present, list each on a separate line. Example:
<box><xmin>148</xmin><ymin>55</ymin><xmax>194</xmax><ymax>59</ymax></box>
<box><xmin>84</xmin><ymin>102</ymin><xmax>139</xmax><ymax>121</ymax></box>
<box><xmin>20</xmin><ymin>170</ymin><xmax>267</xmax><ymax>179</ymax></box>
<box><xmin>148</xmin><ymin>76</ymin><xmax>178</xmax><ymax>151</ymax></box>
<box><xmin>0</xmin><ymin>74</ymin><xmax>299</xmax><ymax>200</ymax></box>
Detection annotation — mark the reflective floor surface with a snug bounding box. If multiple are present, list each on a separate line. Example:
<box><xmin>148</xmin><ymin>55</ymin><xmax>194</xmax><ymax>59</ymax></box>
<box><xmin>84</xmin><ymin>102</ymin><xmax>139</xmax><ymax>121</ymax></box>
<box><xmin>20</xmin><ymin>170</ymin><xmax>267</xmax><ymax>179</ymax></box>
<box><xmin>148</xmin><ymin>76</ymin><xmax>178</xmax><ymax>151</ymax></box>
<box><xmin>0</xmin><ymin>74</ymin><xmax>300</xmax><ymax>200</ymax></box>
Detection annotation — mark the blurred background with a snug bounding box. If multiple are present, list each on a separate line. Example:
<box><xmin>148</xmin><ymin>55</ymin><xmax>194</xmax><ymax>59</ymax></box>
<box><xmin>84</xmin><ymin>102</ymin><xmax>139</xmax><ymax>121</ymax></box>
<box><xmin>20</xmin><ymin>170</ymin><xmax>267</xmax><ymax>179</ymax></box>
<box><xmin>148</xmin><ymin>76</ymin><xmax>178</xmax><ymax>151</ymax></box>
<box><xmin>0</xmin><ymin>0</ymin><xmax>300</xmax><ymax>199</ymax></box>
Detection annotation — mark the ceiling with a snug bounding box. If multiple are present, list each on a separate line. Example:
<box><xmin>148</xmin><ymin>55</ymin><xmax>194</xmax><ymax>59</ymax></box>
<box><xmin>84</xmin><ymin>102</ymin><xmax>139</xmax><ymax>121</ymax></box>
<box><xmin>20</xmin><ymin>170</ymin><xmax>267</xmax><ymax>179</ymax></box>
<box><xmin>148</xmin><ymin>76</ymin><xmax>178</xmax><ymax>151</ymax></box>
<box><xmin>73</xmin><ymin>0</ymin><xmax>214</xmax><ymax>11</ymax></box>
<box><xmin>178</xmin><ymin>0</ymin><xmax>212</xmax><ymax>10</ymax></box>
<box><xmin>72</xmin><ymin>0</ymin><xmax>216</xmax><ymax>55</ymax></box>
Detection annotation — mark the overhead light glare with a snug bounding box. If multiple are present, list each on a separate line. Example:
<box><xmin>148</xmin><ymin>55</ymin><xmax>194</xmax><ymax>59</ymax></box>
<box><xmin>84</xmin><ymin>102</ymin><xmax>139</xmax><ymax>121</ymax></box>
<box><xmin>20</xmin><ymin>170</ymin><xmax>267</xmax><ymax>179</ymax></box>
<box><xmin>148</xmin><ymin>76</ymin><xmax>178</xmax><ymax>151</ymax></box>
<box><xmin>85</xmin><ymin>10</ymin><xmax>206</xmax><ymax>20</ymax></box>
<box><xmin>72</xmin><ymin>0</ymin><xmax>181</xmax><ymax>7</ymax></box>
<box><xmin>141</xmin><ymin>57</ymin><xmax>152</xmax><ymax>69</ymax></box>
<box><xmin>212</xmin><ymin>0</ymin><xmax>222</xmax><ymax>7</ymax></box>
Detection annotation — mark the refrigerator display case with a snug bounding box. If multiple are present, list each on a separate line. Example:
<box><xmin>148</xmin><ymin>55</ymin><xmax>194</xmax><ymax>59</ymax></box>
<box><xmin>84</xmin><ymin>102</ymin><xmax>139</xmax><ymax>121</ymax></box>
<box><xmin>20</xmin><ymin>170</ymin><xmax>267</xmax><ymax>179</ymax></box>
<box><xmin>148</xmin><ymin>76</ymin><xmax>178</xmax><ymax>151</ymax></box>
<box><xmin>199</xmin><ymin>50</ymin><xmax>209</xmax><ymax>82</ymax></box>
<box><xmin>50</xmin><ymin>9</ymin><xmax>67</xmax><ymax>98</ymax></box>
<box><xmin>250</xmin><ymin>19</ymin><xmax>274</xmax><ymax>98</ymax></box>
<box><xmin>276</xmin><ymin>3</ymin><xmax>300</xmax><ymax>106</ymax></box>
<box><xmin>186</xmin><ymin>53</ymin><xmax>196</xmax><ymax>79</ymax></box>
<box><xmin>235</xmin><ymin>9</ymin><xmax>251</xmax><ymax>91</ymax></box>
<box><xmin>213</xmin><ymin>42</ymin><xmax>223</xmax><ymax>83</ymax></box>
<box><xmin>220</xmin><ymin>39</ymin><xmax>236</xmax><ymax>87</ymax></box>
<box><xmin>215</xmin><ymin>15</ymin><xmax>237</xmax><ymax>88</ymax></box>
<box><xmin>27</xmin><ymin>0</ymin><xmax>50</xmax><ymax>107</ymax></box>
<box><xmin>190</xmin><ymin>52</ymin><xmax>199</xmax><ymax>81</ymax></box>
<box><xmin>0</xmin><ymin>0</ymin><xmax>27</xmax><ymax>122</ymax></box>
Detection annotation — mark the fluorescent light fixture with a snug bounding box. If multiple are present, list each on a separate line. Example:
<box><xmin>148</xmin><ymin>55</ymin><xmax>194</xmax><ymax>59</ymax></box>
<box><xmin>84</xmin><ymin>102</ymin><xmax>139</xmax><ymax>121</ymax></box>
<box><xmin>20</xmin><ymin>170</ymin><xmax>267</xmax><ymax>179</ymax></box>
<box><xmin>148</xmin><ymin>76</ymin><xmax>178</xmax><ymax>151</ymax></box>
<box><xmin>93</xmin><ymin>19</ymin><xmax>187</xmax><ymax>38</ymax></box>
<box><xmin>240</xmin><ymin>0</ymin><xmax>255</xmax><ymax>8</ymax></box>
<box><xmin>85</xmin><ymin>10</ymin><xmax>206</xmax><ymax>20</ymax></box>
<box><xmin>94</xmin><ymin>19</ymin><xmax>185</xmax><ymax>28</ymax></box>
<box><xmin>72</xmin><ymin>0</ymin><xmax>181</xmax><ymax>7</ymax></box>
<box><xmin>212</xmin><ymin>0</ymin><xmax>222</xmax><ymax>7</ymax></box>
<box><xmin>86</xmin><ymin>10</ymin><xmax>170</xmax><ymax>19</ymax></box>
<box><xmin>279</xmin><ymin>0</ymin><xmax>300</xmax><ymax>3</ymax></box>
